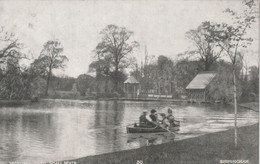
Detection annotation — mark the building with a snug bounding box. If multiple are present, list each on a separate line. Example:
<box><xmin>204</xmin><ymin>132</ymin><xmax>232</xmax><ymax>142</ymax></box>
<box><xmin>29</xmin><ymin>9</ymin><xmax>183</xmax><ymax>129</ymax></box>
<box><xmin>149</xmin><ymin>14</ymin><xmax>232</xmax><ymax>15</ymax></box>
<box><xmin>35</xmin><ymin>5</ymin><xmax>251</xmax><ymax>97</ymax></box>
<box><xmin>124</xmin><ymin>76</ymin><xmax>140</xmax><ymax>98</ymax></box>
<box><xmin>186</xmin><ymin>72</ymin><xmax>217</xmax><ymax>102</ymax></box>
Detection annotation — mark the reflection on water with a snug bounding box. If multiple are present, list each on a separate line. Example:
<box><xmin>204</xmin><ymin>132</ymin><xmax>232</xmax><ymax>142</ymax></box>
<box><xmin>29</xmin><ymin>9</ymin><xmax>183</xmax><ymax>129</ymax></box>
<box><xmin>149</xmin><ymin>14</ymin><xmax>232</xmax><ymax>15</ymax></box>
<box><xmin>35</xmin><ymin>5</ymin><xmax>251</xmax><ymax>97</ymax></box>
<box><xmin>0</xmin><ymin>99</ymin><xmax>258</xmax><ymax>163</ymax></box>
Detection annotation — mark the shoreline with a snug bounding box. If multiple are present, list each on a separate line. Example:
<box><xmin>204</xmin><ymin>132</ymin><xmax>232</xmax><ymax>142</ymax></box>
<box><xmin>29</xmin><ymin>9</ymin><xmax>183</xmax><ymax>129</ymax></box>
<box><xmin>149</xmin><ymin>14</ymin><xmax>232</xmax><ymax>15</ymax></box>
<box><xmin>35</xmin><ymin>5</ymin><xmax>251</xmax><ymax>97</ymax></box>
<box><xmin>0</xmin><ymin>99</ymin><xmax>33</xmax><ymax>107</ymax></box>
<box><xmin>239</xmin><ymin>102</ymin><xmax>259</xmax><ymax>112</ymax></box>
<box><xmin>1</xmin><ymin>97</ymin><xmax>258</xmax><ymax>105</ymax></box>
<box><xmin>60</xmin><ymin>123</ymin><xmax>259</xmax><ymax>164</ymax></box>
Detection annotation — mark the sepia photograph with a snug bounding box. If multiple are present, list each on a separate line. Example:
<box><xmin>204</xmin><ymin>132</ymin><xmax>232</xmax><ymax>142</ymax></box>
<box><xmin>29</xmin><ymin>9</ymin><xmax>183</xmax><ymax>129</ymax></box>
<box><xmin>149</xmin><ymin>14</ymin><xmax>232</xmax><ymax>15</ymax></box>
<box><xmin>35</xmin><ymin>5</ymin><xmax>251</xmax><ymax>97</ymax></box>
<box><xmin>0</xmin><ymin>0</ymin><xmax>259</xmax><ymax>164</ymax></box>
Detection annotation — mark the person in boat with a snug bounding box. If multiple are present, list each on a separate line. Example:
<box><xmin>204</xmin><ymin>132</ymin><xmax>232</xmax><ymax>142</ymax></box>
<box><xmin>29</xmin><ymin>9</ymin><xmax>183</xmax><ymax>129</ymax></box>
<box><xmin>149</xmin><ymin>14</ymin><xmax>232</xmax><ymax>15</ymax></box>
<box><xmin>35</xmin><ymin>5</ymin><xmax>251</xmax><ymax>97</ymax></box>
<box><xmin>167</xmin><ymin>108</ymin><xmax>175</xmax><ymax>126</ymax></box>
<box><xmin>160</xmin><ymin>113</ymin><xmax>170</xmax><ymax>129</ymax></box>
<box><xmin>139</xmin><ymin>110</ymin><xmax>148</xmax><ymax>127</ymax></box>
<box><xmin>146</xmin><ymin>109</ymin><xmax>158</xmax><ymax>127</ymax></box>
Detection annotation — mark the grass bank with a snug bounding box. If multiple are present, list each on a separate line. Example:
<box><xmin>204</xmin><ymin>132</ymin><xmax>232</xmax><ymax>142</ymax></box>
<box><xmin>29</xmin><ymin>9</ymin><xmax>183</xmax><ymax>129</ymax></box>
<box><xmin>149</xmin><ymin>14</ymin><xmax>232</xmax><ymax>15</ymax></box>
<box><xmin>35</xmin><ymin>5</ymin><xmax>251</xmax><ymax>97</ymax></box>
<box><xmin>61</xmin><ymin>123</ymin><xmax>258</xmax><ymax>164</ymax></box>
<box><xmin>0</xmin><ymin>99</ymin><xmax>32</xmax><ymax>107</ymax></box>
<box><xmin>239</xmin><ymin>102</ymin><xmax>259</xmax><ymax>112</ymax></box>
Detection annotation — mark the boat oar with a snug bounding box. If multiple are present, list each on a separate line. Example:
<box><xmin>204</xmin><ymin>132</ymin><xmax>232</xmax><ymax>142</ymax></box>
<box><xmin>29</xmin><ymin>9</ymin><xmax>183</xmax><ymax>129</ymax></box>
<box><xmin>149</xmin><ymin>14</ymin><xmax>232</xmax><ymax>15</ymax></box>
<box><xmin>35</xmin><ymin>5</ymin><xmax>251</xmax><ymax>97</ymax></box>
<box><xmin>159</xmin><ymin>125</ymin><xmax>177</xmax><ymax>135</ymax></box>
<box><xmin>152</xmin><ymin>122</ymin><xmax>176</xmax><ymax>135</ymax></box>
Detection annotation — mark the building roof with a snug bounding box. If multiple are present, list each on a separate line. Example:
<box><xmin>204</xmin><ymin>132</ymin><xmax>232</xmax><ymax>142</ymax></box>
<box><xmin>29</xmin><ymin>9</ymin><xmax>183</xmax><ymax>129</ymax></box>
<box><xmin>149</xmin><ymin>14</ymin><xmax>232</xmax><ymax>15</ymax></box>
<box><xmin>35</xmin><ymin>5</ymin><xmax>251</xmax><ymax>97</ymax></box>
<box><xmin>186</xmin><ymin>72</ymin><xmax>216</xmax><ymax>90</ymax></box>
<box><xmin>124</xmin><ymin>76</ymin><xmax>139</xmax><ymax>84</ymax></box>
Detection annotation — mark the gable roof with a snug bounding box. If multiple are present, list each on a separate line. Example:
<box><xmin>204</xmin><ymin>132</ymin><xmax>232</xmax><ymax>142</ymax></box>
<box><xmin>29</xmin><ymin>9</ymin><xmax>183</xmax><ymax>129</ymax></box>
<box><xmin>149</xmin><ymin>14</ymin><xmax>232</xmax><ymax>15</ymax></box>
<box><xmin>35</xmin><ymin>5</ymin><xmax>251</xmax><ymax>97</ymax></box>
<box><xmin>124</xmin><ymin>76</ymin><xmax>139</xmax><ymax>84</ymax></box>
<box><xmin>186</xmin><ymin>72</ymin><xmax>216</xmax><ymax>90</ymax></box>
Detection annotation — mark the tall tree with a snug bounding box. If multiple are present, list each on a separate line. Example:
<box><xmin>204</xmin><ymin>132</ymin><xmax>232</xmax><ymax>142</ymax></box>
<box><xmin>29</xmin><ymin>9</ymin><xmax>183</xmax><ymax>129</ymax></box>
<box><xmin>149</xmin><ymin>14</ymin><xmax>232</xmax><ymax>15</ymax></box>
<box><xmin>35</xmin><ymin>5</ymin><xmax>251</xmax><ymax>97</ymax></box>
<box><xmin>157</xmin><ymin>55</ymin><xmax>174</xmax><ymax>95</ymax></box>
<box><xmin>95</xmin><ymin>24</ymin><xmax>139</xmax><ymax>91</ymax></box>
<box><xmin>215</xmin><ymin>0</ymin><xmax>257</xmax><ymax>148</ymax></box>
<box><xmin>186</xmin><ymin>21</ymin><xmax>223</xmax><ymax>71</ymax></box>
<box><xmin>37</xmin><ymin>40</ymin><xmax>68</xmax><ymax>96</ymax></box>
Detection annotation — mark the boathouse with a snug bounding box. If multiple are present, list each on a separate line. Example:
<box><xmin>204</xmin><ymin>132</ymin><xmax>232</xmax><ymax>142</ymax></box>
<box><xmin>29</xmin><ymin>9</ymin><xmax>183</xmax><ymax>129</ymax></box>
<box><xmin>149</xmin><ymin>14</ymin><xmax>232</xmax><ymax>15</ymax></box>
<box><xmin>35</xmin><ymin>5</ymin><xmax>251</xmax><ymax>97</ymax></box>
<box><xmin>124</xmin><ymin>76</ymin><xmax>140</xmax><ymax>98</ymax></box>
<box><xmin>186</xmin><ymin>72</ymin><xmax>216</xmax><ymax>102</ymax></box>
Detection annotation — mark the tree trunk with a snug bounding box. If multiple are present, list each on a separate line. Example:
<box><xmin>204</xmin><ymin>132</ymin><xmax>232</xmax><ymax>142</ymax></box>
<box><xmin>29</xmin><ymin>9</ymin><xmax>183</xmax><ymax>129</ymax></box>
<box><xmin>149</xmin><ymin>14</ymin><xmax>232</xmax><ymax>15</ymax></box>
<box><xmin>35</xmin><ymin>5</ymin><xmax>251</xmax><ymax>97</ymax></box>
<box><xmin>9</xmin><ymin>85</ymin><xmax>14</xmax><ymax>101</ymax></box>
<box><xmin>105</xmin><ymin>75</ymin><xmax>108</xmax><ymax>93</ymax></box>
<box><xmin>114</xmin><ymin>60</ymin><xmax>119</xmax><ymax>92</ymax></box>
<box><xmin>233</xmin><ymin>68</ymin><xmax>238</xmax><ymax>148</ymax></box>
<box><xmin>114</xmin><ymin>77</ymin><xmax>118</xmax><ymax>92</ymax></box>
<box><xmin>205</xmin><ymin>61</ymin><xmax>210</xmax><ymax>71</ymax></box>
<box><xmin>45</xmin><ymin>69</ymin><xmax>52</xmax><ymax>96</ymax></box>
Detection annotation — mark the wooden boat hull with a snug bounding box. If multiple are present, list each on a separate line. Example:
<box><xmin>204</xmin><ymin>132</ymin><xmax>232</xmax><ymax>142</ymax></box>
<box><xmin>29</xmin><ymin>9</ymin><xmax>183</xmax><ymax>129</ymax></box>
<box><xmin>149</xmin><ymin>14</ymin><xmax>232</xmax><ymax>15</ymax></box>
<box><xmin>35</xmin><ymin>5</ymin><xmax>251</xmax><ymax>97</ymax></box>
<box><xmin>126</xmin><ymin>121</ymin><xmax>180</xmax><ymax>133</ymax></box>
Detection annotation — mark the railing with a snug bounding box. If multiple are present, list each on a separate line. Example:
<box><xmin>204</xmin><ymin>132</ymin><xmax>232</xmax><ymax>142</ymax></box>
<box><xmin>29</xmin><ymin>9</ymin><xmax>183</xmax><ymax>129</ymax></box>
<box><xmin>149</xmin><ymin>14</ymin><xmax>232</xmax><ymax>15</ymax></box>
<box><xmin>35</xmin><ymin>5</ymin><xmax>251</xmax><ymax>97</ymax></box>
<box><xmin>147</xmin><ymin>94</ymin><xmax>172</xmax><ymax>98</ymax></box>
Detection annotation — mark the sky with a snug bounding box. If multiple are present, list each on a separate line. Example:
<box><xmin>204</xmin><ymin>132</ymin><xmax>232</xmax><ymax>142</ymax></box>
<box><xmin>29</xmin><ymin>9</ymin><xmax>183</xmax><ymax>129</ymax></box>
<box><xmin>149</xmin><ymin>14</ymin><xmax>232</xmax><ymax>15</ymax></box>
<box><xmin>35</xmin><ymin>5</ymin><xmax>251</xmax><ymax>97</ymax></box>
<box><xmin>0</xmin><ymin>0</ymin><xmax>259</xmax><ymax>77</ymax></box>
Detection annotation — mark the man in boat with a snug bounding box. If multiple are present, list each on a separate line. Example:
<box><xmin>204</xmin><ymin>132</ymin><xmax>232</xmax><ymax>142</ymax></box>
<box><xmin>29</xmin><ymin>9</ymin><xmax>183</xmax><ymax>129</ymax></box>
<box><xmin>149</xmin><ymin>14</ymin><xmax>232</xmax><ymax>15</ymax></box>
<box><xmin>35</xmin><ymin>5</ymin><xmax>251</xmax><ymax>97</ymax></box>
<box><xmin>160</xmin><ymin>113</ymin><xmax>170</xmax><ymax>128</ymax></box>
<box><xmin>146</xmin><ymin>109</ymin><xmax>158</xmax><ymax>127</ymax></box>
<box><xmin>139</xmin><ymin>110</ymin><xmax>148</xmax><ymax>127</ymax></box>
<box><xmin>167</xmin><ymin>108</ymin><xmax>175</xmax><ymax>126</ymax></box>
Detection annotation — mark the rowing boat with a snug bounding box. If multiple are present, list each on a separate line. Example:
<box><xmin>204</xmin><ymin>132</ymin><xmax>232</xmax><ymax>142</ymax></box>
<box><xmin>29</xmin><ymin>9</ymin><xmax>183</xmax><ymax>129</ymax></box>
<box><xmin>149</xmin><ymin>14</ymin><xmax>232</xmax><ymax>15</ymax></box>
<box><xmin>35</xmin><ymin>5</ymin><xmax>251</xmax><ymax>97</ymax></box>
<box><xmin>126</xmin><ymin>121</ymin><xmax>180</xmax><ymax>133</ymax></box>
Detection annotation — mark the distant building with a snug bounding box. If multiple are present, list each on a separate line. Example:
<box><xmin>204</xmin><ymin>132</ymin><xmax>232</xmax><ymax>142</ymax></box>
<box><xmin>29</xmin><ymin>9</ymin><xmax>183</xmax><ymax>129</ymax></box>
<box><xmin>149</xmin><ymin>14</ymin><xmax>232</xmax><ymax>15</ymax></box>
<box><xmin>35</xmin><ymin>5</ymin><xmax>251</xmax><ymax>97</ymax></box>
<box><xmin>186</xmin><ymin>72</ymin><xmax>217</xmax><ymax>102</ymax></box>
<box><xmin>124</xmin><ymin>76</ymin><xmax>140</xmax><ymax>98</ymax></box>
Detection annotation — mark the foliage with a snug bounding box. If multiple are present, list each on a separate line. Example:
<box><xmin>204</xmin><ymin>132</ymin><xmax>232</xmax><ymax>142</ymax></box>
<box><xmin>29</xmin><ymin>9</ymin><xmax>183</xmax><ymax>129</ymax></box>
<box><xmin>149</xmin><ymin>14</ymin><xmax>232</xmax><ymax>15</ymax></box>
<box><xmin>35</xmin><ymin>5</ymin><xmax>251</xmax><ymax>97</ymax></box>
<box><xmin>130</xmin><ymin>55</ymin><xmax>174</xmax><ymax>95</ymax></box>
<box><xmin>51</xmin><ymin>75</ymin><xmax>76</xmax><ymax>91</ymax></box>
<box><xmin>76</xmin><ymin>74</ymin><xmax>95</xmax><ymax>96</ymax></box>
<box><xmin>208</xmin><ymin>61</ymin><xmax>242</xmax><ymax>103</ymax></box>
<box><xmin>36</xmin><ymin>40</ymin><xmax>68</xmax><ymax>96</ymax></box>
<box><xmin>139</xmin><ymin>64</ymin><xmax>158</xmax><ymax>94</ymax></box>
<box><xmin>94</xmin><ymin>73</ymin><xmax>115</xmax><ymax>96</ymax></box>
<box><xmin>0</xmin><ymin>56</ymin><xmax>33</xmax><ymax>100</ymax></box>
<box><xmin>172</xmin><ymin>60</ymin><xmax>202</xmax><ymax>97</ymax></box>
<box><xmin>156</xmin><ymin>55</ymin><xmax>174</xmax><ymax>94</ymax></box>
<box><xmin>248</xmin><ymin>66</ymin><xmax>259</xmax><ymax>94</ymax></box>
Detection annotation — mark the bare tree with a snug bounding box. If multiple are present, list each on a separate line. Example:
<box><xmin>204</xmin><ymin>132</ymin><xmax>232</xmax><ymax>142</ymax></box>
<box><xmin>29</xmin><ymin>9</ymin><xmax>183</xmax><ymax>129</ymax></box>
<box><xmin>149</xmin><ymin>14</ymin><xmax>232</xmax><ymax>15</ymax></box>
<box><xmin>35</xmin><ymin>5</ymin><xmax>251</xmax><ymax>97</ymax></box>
<box><xmin>0</xmin><ymin>27</ymin><xmax>23</xmax><ymax>65</ymax></box>
<box><xmin>186</xmin><ymin>21</ymin><xmax>223</xmax><ymax>71</ymax></box>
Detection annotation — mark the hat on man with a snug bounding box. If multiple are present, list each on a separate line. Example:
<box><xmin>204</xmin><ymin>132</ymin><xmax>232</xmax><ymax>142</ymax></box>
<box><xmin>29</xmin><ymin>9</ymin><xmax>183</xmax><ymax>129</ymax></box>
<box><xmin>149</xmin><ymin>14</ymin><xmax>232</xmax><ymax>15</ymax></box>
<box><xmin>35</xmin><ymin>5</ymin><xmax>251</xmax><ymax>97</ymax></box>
<box><xmin>168</xmin><ymin>108</ymin><xmax>173</xmax><ymax>113</ymax></box>
<box><xmin>151</xmin><ymin>109</ymin><xmax>157</xmax><ymax>114</ymax></box>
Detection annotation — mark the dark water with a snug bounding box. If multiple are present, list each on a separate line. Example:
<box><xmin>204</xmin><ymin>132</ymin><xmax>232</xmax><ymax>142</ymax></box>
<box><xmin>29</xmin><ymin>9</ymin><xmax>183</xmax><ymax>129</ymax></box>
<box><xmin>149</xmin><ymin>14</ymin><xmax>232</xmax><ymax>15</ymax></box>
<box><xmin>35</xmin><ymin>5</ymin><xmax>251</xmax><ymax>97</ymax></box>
<box><xmin>0</xmin><ymin>99</ymin><xmax>258</xmax><ymax>163</ymax></box>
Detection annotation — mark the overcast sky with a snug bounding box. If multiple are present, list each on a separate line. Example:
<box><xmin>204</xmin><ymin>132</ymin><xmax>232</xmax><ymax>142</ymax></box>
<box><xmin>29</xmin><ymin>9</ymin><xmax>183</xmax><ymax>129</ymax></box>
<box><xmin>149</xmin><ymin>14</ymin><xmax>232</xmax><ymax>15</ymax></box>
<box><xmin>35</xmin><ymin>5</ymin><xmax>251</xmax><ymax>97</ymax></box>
<box><xmin>0</xmin><ymin>0</ymin><xmax>258</xmax><ymax>77</ymax></box>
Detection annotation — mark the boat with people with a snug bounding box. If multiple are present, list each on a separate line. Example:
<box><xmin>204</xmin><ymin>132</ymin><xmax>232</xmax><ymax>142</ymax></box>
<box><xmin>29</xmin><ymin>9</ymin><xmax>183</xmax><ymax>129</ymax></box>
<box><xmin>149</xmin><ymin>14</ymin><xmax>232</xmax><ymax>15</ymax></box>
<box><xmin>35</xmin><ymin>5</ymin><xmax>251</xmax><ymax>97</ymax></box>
<box><xmin>126</xmin><ymin>108</ymin><xmax>180</xmax><ymax>133</ymax></box>
<box><xmin>127</xmin><ymin>121</ymin><xmax>180</xmax><ymax>133</ymax></box>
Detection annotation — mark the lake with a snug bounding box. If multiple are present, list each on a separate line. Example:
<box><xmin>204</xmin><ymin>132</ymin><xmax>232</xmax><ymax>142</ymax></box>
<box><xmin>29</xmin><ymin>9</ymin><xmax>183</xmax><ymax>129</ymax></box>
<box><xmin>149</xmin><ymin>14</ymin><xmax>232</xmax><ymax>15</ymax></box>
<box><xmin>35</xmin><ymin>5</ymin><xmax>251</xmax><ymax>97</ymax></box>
<box><xmin>0</xmin><ymin>99</ymin><xmax>258</xmax><ymax>163</ymax></box>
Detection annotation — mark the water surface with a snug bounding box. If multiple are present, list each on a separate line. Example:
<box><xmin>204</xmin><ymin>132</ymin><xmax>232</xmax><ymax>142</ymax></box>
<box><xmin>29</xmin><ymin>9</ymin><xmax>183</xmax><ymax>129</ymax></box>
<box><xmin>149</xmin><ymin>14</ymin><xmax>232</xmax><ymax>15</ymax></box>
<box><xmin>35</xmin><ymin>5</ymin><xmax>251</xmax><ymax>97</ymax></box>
<box><xmin>0</xmin><ymin>99</ymin><xmax>258</xmax><ymax>163</ymax></box>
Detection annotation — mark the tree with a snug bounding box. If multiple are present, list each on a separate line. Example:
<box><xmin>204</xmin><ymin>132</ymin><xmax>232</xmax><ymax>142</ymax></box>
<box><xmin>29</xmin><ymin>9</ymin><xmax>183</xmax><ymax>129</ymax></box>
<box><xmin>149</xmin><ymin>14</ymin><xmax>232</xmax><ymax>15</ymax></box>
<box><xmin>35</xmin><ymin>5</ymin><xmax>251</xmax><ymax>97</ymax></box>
<box><xmin>76</xmin><ymin>74</ymin><xmax>95</xmax><ymax>96</ymax></box>
<box><xmin>208</xmin><ymin>60</ymin><xmax>242</xmax><ymax>103</ymax></box>
<box><xmin>51</xmin><ymin>75</ymin><xmax>76</xmax><ymax>91</ymax></box>
<box><xmin>37</xmin><ymin>40</ymin><xmax>68</xmax><ymax>96</ymax></box>
<box><xmin>89</xmin><ymin>55</ymin><xmax>113</xmax><ymax>94</ymax></box>
<box><xmin>95</xmin><ymin>24</ymin><xmax>139</xmax><ymax>91</ymax></box>
<box><xmin>140</xmin><ymin>63</ymin><xmax>157</xmax><ymax>94</ymax></box>
<box><xmin>0</xmin><ymin>56</ymin><xmax>24</xmax><ymax>100</ymax></box>
<box><xmin>156</xmin><ymin>55</ymin><xmax>174</xmax><ymax>95</ymax></box>
<box><xmin>186</xmin><ymin>21</ymin><xmax>223</xmax><ymax>71</ymax></box>
<box><xmin>140</xmin><ymin>53</ymin><xmax>156</xmax><ymax>94</ymax></box>
<box><xmin>129</xmin><ymin>57</ymin><xmax>142</xmax><ymax>81</ymax></box>
<box><xmin>215</xmin><ymin>0</ymin><xmax>257</xmax><ymax>148</ymax></box>
<box><xmin>248</xmin><ymin>66</ymin><xmax>259</xmax><ymax>94</ymax></box>
<box><xmin>172</xmin><ymin>60</ymin><xmax>202</xmax><ymax>97</ymax></box>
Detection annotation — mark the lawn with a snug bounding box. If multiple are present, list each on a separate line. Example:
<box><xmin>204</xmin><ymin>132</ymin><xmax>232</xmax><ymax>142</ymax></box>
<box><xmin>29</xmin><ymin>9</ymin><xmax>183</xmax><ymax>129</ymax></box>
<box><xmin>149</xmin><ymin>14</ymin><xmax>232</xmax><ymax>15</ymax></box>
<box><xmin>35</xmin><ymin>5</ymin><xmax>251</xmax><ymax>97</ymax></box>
<box><xmin>60</xmin><ymin>123</ymin><xmax>258</xmax><ymax>164</ymax></box>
